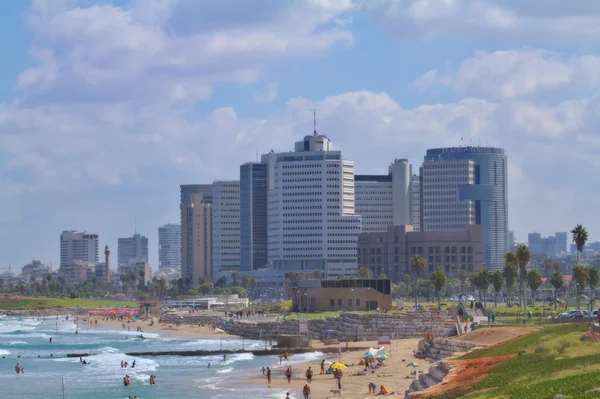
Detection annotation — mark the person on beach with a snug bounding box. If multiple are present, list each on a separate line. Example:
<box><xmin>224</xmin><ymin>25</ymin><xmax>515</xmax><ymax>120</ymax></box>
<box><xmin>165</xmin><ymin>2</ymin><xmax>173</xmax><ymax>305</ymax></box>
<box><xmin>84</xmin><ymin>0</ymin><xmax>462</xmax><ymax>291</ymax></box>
<box><xmin>368</xmin><ymin>382</ymin><xmax>377</xmax><ymax>393</ymax></box>
<box><xmin>15</xmin><ymin>363</ymin><xmax>21</xmax><ymax>374</ymax></box>
<box><xmin>262</xmin><ymin>366</ymin><xmax>266</xmax><ymax>375</ymax></box>
<box><xmin>123</xmin><ymin>375</ymin><xmax>130</xmax><ymax>386</ymax></box>
<box><xmin>121</xmin><ymin>360</ymin><xmax>124</xmax><ymax>368</ymax></box>
<box><xmin>302</xmin><ymin>383</ymin><xmax>311</xmax><ymax>399</ymax></box>
<box><xmin>376</xmin><ymin>385</ymin><xmax>390</xmax><ymax>396</ymax></box>
<box><xmin>150</xmin><ymin>375</ymin><xmax>156</xmax><ymax>385</ymax></box>
<box><xmin>49</xmin><ymin>337</ymin><xmax>52</xmax><ymax>343</ymax></box>
<box><xmin>223</xmin><ymin>355</ymin><xmax>227</xmax><ymax>362</ymax></box>
<box><xmin>132</xmin><ymin>360</ymin><xmax>136</xmax><ymax>368</ymax></box>
<box><xmin>266</xmin><ymin>367</ymin><xmax>272</xmax><ymax>383</ymax></box>
<box><xmin>305</xmin><ymin>367</ymin><xmax>313</xmax><ymax>383</ymax></box>
<box><xmin>208</xmin><ymin>363</ymin><xmax>211</xmax><ymax>368</ymax></box>
<box><xmin>285</xmin><ymin>392</ymin><xmax>291</xmax><ymax>399</ymax></box>
<box><xmin>285</xmin><ymin>367</ymin><xmax>292</xmax><ymax>383</ymax></box>
<box><xmin>320</xmin><ymin>359</ymin><xmax>325</xmax><ymax>374</ymax></box>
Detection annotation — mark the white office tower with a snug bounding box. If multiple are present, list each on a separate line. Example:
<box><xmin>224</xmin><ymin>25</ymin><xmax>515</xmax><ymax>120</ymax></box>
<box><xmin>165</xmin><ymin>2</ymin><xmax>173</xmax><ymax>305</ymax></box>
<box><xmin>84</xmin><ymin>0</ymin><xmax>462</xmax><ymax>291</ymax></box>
<box><xmin>354</xmin><ymin>159</ymin><xmax>413</xmax><ymax>233</ymax></box>
<box><xmin>212</xmin><ymin>180</ymin><xmax>241</xmax><ymax>277</ymax></box>
<box><xmin>60</xmin><ymin>230</ymin><xmax>99</xmax><ymax>267</ymax></box>
<box><xmin>411</xmin><ymin>174</ymin><xmax>421</xmax><ymax>231</ymax></box>
<box><xmin>265</xmin><ymin>132</ymin><xmax>362</xmax><ymax>278</ymax></box>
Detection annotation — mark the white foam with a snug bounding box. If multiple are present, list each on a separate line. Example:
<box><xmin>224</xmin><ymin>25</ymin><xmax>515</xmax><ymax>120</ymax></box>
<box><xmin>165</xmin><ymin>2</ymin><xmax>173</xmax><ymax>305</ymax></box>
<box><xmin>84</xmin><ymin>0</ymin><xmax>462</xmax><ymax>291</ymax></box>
<box><xmin>0</xmin><ymin>349</ymin><xmax>10</xmax><ymax>356</ymax></box>
<box><xmin>8</xmin><ymin>341</ymin><xmax>27</xmax><ymax>345</ymax></box>
<box><xmin>216</xmin><ymin>367</ymin><xmax>233</xmax><ymax>374</ymax></box>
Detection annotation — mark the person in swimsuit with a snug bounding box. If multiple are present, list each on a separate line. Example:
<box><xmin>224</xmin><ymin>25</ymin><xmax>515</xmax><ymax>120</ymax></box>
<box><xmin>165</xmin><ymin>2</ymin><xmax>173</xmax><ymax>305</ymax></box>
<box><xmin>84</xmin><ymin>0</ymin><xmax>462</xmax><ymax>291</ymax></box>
<box><xmin>266</xmin><ymin>367</ymin><xmax>271</xmax><ymax>383</ymax></box>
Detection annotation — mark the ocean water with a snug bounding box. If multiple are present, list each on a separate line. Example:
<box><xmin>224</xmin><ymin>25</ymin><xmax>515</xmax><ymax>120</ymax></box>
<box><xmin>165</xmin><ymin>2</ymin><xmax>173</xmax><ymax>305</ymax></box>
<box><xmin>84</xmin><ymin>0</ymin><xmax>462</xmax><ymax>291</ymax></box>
<box><xmin>0</xmin><ymin>315</ymin><xmax>322</xmax><ymax>399</ymax></box>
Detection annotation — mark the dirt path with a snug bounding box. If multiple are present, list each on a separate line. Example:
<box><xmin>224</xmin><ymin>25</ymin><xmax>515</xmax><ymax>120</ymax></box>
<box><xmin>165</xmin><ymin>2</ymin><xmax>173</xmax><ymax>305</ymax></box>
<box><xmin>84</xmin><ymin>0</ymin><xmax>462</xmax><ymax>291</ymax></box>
<box><xmin>451</xmin><ymin>326</ymin><xmax>540</xmax><ymax>346</ymax></box>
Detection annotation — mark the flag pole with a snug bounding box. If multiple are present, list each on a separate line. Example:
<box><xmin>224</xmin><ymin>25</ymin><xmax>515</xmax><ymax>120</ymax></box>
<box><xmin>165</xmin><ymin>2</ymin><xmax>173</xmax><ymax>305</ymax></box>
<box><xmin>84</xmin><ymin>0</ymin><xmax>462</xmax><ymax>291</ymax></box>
<box><xmin>62</xmin><ymin>377</ymin><xmax>65</xmax><ymax>399</ymax></box>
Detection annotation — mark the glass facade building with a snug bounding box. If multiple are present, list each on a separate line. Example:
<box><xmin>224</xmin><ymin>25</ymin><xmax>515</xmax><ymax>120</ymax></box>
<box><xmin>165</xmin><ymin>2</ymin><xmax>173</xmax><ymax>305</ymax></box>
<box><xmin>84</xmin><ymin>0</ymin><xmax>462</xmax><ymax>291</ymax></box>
<box><xmin>240</xmin><ymin>163</ymin><xmax>268</xmax><ymax>271</ymax></box>
<box><xmin>420</xmin><ymin>147</ymin><xmax>508</xmax><ymax>270</ymax></box>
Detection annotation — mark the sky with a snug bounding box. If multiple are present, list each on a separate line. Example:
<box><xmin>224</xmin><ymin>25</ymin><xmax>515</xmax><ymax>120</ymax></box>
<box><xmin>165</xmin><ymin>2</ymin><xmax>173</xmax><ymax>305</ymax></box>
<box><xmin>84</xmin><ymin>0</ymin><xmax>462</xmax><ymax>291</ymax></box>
<box><xmin>2</xmin><ymin>0</ymin><xmax>600</xmax><ymax>273</ymax></box>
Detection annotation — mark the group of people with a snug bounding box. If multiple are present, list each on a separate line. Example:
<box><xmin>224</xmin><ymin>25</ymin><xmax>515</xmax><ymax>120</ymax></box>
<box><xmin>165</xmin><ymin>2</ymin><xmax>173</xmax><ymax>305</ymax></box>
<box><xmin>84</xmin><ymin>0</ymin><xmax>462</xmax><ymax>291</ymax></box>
<box><xmin>14</xmin><ymin>363</ymin><xmax>24</xmax><ymax>374</ymax></box>
<box><xmin>368</xmin><ymin>382</ymin><xmax>390</xmax><ymax>395</ymax></box>
<box><xmin>79</xmin><ymin>357</ymin><xmax>90</xmax><ymax>365</ymax></box>
<box><xmin>121</xmin><ymin>360</ymin><xmax>136</xmax><ymax>368</ymax></box>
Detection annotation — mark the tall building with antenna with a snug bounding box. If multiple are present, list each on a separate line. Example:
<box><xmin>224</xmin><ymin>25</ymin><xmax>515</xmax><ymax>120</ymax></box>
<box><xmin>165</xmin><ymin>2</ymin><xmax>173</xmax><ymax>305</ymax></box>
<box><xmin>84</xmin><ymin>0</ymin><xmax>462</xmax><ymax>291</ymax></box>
<box><xmin>263</xmin><ymin>120</ymin><xmax>362</xmax><ymax>278</ymax></box>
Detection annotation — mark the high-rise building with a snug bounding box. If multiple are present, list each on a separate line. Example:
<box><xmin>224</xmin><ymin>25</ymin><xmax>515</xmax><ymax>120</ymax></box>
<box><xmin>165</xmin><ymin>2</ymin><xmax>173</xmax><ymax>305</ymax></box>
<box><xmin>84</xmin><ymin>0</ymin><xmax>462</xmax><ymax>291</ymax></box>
<box><xmin>265</xmin><ymin>132</ymin><xmax>362</xmax><ymax>278</ymax></box>
<box><xmin>180</xmin><ymin>184</ymin><xmax>213</xmax><ymax>286</ymax></box>
<box><xmin>212</xmin><ymin>180</ymin><xmax>241</xmax><ymax>277</ymax></box>
<box><xmin>528</xmin><ymin>233</ymin><xmax>544</xmax><ymax>254</ymax></box>
<box><xmin>240</xmin><ymin>162</ymin><xmax>268</xmax><ymax>271</ymax></box>
<box><xmin>555</xmin><ymin>232</ymin><xmax>568</xmax><ymax>254</ymax></box>
<box><xmin>117</xmin><ymin>233</ymin><xmax>148</xmax><ymax>265</ymax></box>
<box><xmin>507</xmin><ymin>231</ymin><xmax>515</xmax><ymax>251</ymax></box>
<box><xmin>158</xmin><ymin>223</ymin><xmax>181</xmax><ymax>270</ymax></box>
<box><xmin>354</xmin><ymin>159</ymin><xmax>412</xmax><ymax>233</ymax></box>
<box><xmin>411</xmin><ymin>174</ymin><xmax>421</xmax><ymax>231</ymax></box>
<box><xmin>420</xmin><ymin>147</ymin><xmax>508</xmax><ymax>270</ymax></box>
<box><xmin>60</xmin><ymin>230</ymin><xmax>99</xmax><ymax>267</ymax></box>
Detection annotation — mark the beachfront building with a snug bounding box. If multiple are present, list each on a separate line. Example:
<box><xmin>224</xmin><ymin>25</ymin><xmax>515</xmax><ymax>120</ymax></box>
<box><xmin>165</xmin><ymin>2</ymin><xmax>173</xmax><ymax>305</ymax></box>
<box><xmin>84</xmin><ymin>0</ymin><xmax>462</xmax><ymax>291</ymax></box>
<box><xmin>21</xmin><ymin>260</ymin><xmax>50</xmax><ymax>281</ymax></box>
<box><xmin>180</xmin><ymin>184</ymin><xmax>213</xmax><ymax>287</ymax></box>
<box><xmin>240</xmin><ymin>162</ymin><xmax>269</xmax><ymax>272</ymax></box>
<box><xmin>264</xmin><ymin>132</ymin><xmax>362</xmax><ymax>278</ymax></box>
<box><xmin>117</xmin><ymin>233</ymin><xmax>149</xmax><ymax>265</ymax></box>
<box><xmin>420</xmin><ymin>147</ymin><xmax>508</xmax><ymax>270</ymax></box>
<box><xmin>212</xmin><ymin>180</ymin><xmax>241</xmax><ymax>278</ymax></box>
<box><xmin>354</xmin><ymin>158</ymin><xmax>413</xmax><ymax>234</ymax></box>
<box><xmin>158</xmin><ymin>223</ymin><xmax>181</xmax><ymax>270</ymax></box>
<box><xmin>291</xmin><ymin>279</ymin><xmax>392</xmax><ymax>312</ymax></box>
<box><xmin>357</xmin><ymin>224</ymin><xmax>484</xmax><ymax>281</ymax></box>
<box><xmin>60</xmin><ymin>230</ymin><xmax>99</xmax><ymax>267</ymax></box>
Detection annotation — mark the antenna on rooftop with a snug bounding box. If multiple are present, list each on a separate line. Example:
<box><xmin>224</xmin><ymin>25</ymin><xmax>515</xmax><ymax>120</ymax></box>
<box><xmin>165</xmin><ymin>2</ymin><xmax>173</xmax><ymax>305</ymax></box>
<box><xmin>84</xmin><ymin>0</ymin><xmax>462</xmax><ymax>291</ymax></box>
<box><xmin>460</xmin><ymin>137</ymin><xmax>463</xmax><ymax>147</ymax></box>
<box><xmin>309</xmin><ymin>109</ymin><xmax>318</xmax><ymax>137</ymax></box>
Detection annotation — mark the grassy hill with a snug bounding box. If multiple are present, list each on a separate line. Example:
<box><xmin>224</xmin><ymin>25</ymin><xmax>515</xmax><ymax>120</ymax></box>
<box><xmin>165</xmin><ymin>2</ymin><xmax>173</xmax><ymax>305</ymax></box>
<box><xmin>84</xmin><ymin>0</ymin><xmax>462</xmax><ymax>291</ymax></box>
<box><xmin>0</xmin><ymin>297</ymin><xmax>137</xmax><ymax>309</ymax></box>
<box><xmin>432</xmin><ymin>323</ymin><xmax>600</xmax><ymax>399</ymax></box>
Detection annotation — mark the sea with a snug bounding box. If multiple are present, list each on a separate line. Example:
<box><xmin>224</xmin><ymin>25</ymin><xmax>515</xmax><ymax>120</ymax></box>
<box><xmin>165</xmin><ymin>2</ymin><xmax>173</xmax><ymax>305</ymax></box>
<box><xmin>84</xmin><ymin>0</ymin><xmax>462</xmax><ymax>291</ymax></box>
<box><xmin>0</xmin><ymin>315</ymin><xmax>323</xmax><ymax>399</ymax></box>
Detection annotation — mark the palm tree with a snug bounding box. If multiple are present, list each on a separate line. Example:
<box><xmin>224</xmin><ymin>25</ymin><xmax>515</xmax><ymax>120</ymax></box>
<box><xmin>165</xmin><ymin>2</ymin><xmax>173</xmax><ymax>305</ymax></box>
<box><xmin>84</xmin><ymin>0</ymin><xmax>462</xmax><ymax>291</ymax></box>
<box><xmin>313</xmin><ymin>270</ymin><xmax>323</xmax><ymax>280</ymax></box>
<box><xmin>515</xmin><ymin>245</ymin><xmax>531</xmax><ymax>312</ymax></box>
<box><xmin>587</xmin><ymin>266</ymin><xmax>599</xmax><ymax>311</ymax></box>
<box><xmin>572</xmin><ymin>224</ymin><xmax>588</xmax><ymax>269</ymax></box>
<box><xmin>231</xmin><ymin>272</ymin><xmax>239</xmax><ymax>286</ymax></box>
<box><xmin>430</xmin><ymin>266</ymin><xmax>446</xmax><ymax>310</ymax></box>
<box><xmin>479</xmin><ymin>268</ymin><xmax>491</xmax><ymax>306</ymax></box>
<box><xmin>503</xmin><ymin>262</ymin><xmax>518</xmax><ymax>307</ymax></box>
<box><xmin>358</xmin><ymin>267</ymin><xmax>372</xmax><ymax>278</ymax></box>
<box><xmin>553</xmin><ymin>261</ymin><xmax>561</xmax><ymax>273</ymax></box>
<box><xmin>249</xmin><ymin>278</ymin><xmax>258</xmax><ymax>299</ymax></box>
<box><xmin>241</xmin><ymin>275</ymin><xmax>250</xmax><ymax>289</ymax></box>
<box><xmin>543</xmin><ymin>259</ymin><xmax>552</xmax><ymax>279</ymax></box>
<box><xmin>550</xmin><ymin>270</ymin><xmax>564</xmax><ymax>311</ymax></box>
<box><xmin>490</xmin><ymin>271</ymin><xmax>503</xmax><ymax>308</ymax></box>
<box><xmin>527</xmin><ymin>270</ymin><xmax>542</xmax><ymax>307</ymax></box>
<box><xmin>410</xmin><ymin>256</ymin><xmax>426</xmax><ymax>307</ymax></box>
<box><xmin>573</xmin><ymin>265</ymin><xmax>589</xmax><ymax>310</ymax></box>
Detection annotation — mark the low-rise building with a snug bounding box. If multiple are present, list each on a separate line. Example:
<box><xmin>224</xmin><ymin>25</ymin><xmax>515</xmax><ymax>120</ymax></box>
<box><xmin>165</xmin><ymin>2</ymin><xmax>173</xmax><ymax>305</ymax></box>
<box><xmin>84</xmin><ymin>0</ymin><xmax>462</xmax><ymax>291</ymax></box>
<box><xmin>21</xmin><ymin>260</ymin><xmax>50</xmax><ymax>281</ymax></box>
<box><xmin>291</xmin><ymin>279</ymin><xmax>392</xmax><ymax>312</ymax></box>
<box><xmin>358</xmin><ymin>224</ymin><xmax>484</xmax><ymax>281</ymax></box>
<box><xmin>118</xmin><ymin>260</ymin><xmax>152</xmax><ymax>286</ymax></box>
<box><xmin>59</xmin><ymin>261</ymin><xmax>90</xmax><ymax>285</ymax></box>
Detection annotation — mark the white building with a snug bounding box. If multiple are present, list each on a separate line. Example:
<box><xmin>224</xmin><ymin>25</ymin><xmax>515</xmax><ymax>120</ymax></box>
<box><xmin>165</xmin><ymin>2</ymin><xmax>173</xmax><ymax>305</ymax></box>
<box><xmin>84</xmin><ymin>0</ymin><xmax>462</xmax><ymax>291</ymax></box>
<box><xmin>265</xmin><ymin>132</ymin><xmax>362</xmax><ymax>278</ymax></box>
<box><xmin>158</xmin><ymin>223</ymin><xmax>181</xmax><ymax>270</ymax></box>
<box><xmin>411</xmin><ymin>174</ymin><xmax>421</xmax><ymax>231</ymax></box>
<box><xmin>354</xmin><ymin>159</ymin><xmax>413</xmax><ymax>234</ymax></box>
<box><xmin>21</xmin><ymin>260</ymin><xmax>50</xmax><ymax>281</ymax></box>
<box><xmin>60</xmin><ymin>230</ymin><xmax>99</xmax><ymax>267</ymax></box>
<box><xmin>118</xmin><ymin>260</ymin><xmax>152</xmax><ymax>285</ymax></box>
<box><xmin>212</xmin><ymin>180</ymin><xmax>241</xmax><ymax>277</ymax></box>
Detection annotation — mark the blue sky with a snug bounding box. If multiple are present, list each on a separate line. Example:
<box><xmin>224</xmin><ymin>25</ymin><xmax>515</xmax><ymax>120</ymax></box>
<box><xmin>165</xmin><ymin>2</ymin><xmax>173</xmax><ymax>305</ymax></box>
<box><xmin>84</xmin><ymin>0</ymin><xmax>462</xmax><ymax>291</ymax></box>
<box><xmin>1</xmin><ymin>0</ymin><xmax>600</xmax><ymax>272</ymax></box>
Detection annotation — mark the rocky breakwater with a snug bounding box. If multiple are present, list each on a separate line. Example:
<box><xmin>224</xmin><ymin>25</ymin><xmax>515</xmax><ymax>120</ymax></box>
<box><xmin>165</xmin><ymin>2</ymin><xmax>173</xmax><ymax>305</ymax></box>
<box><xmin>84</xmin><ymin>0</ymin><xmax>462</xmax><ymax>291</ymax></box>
<box><xmin>1</xmin><ymin>308</ymin><xmax>89</xmax><ymax>316</ymax></box>
<box><xmin>310</xmin><ymin>311</ymin><xmax>457</xmax><ymax>341</ymax></box>
<box><xmin>223</xmin><ymin>319</ymin><xmax>300</xmax><ymax>340</ymax></box>
<box><xmin>420</xmin><ymin>337</ymin><xmax>480</xmax><ymax>361</ymax></box>
<box><xmin>159</xmin><ymin>313</ymin><xmax>224</xmax><ymax>327</ymax></box>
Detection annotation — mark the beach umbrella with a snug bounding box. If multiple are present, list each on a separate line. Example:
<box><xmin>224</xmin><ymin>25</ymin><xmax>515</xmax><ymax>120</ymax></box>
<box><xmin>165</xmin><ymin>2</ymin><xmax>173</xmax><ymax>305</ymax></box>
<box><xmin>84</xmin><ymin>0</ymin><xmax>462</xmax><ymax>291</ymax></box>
<box><xmin>406</xmin><ymin>362</ymin><xmax>419</xmax><ymax>368</ymax></box>
<box><xmin>331</xmin><ymin>362</ymin><xmax>347</xmax><ymax>369</ymax></box>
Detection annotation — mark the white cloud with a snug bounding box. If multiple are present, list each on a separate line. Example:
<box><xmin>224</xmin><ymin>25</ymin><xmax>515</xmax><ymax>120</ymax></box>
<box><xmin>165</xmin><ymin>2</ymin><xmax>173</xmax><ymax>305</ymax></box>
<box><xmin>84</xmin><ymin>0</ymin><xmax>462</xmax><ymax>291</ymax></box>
<box><xmin>254</xmin><ymin>83</ymin><xmax>279</xmax><ymax>104</ymax></box>
<box><xmin>414</xmin><ymin>50</ymin><xmax>600</xmax><ymax>100</ymax></box>
<box><xmin>16</xmin><ymin>0</ymin><xmax>354</xmax><ymax>106</ymax></box>
<box><xmin>361</xmin><ymin>0</ymin><xmax>600</xmax><ymax>42</ymax></box>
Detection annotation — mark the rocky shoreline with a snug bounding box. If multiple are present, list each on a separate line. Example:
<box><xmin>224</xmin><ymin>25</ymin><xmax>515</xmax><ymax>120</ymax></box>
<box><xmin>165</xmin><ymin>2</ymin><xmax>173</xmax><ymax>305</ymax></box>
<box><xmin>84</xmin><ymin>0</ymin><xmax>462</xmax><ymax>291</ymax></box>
<box><xmin>0</xmin><ymin>308</ymin><xmax>90</xmax><ymax>316</ymax></box>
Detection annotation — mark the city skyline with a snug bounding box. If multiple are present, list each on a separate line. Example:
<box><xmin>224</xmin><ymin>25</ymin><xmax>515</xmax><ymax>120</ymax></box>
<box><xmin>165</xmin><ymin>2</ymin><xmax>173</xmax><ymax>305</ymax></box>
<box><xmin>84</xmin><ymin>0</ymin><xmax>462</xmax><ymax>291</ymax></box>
<box><xmin>2</xmin><ymin>1</ymin><xmax>600</xmax><ymax>271</ymax></box>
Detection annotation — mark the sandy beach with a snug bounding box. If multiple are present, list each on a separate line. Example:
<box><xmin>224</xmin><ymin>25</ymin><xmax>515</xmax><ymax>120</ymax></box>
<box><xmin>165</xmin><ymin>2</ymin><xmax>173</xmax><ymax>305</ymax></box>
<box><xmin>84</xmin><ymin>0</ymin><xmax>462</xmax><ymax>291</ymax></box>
<box><xmin>247</xmin><ymin>339</ymin><xmax>423</xmax><ymax>399</ymax></box>
<box><xmin>84</xmin><ymin>316</ymin><xmax>233</xmax><ymax>338</ymax></box>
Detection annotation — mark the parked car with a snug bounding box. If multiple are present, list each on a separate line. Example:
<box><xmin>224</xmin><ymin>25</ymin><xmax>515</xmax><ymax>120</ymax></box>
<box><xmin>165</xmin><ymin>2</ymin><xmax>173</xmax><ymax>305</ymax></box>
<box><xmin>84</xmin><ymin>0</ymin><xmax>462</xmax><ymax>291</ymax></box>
<box><xmin>558</xmin><ymin>310</ymin><xmax>583</xmax><ymax>319</ymax></box>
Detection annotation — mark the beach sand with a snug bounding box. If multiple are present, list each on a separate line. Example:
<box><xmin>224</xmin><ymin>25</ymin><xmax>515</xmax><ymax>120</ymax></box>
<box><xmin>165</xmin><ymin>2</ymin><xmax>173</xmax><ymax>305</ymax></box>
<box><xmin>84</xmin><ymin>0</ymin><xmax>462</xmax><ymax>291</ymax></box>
<box><xmin>247</xmin><ymin>339</ymin><xmax>423</xmax><ymax>399</ymax></box>
<box><xmin>84</xmin><ymin>316</ymin><xmax>232</xmax><ymax>338</ymax></box>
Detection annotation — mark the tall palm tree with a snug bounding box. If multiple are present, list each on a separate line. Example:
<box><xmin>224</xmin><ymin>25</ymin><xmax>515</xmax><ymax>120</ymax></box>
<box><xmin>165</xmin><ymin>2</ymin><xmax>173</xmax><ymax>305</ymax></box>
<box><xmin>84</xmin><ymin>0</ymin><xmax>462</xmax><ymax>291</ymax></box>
<box><xmin>503</xmin><ymin>262</ymin><xmax>518</xmax><ymax>307</ymax></box>
<box><xmin>527</xmin><ymin>270</ymin><xmax>542</xmax><ymax>307</ymax></box>
<box><xmin>549</xmin><ymin>270</ymin><xmax>564</xmax><ymax>311</ymax></box>
<box><xmin>587</xmin><ymin>266</ymin><xmax>599</xmax><ymax>311</ymax></box>
<box><xmin>515</xmin><ymin>245</ymin><xmax>531</xmax><ymax>313</ymax></box>
<box><xmin>572</xmin><ymin>224</ymin><xmax>588</xmax><ymax>269</ymax></box>
<box><xmin>410</xmin><ymin>255</ymin><xmax>426</xmax><ymax>307</ymax></box>
<box><xmin>490</xmin><ymin>271</ymin><xmax>503</xmax><ymax>308</ymax></box>
<box><xmin>430</xmin><ymin>266</ymin><xmax>446</xmax><ymax>310</ymax></box>
<box><xmin>459</xmin><ymin>269</ymin><xmax>467</xmax><ymax>295</ymax></box>
<box><xmin>553</xmin><ymin>261</ymin><xmax>561</xmax><ymax>273</ymax></box>
<box><xmin>573</xmin><ymin>265</ymin><xmax>589</xmax><ymax>310</ymax></box>
<box><xmin>543</xmin><ymin>259</ymin><xmax>552</xmax><ymax>279</ymax></box>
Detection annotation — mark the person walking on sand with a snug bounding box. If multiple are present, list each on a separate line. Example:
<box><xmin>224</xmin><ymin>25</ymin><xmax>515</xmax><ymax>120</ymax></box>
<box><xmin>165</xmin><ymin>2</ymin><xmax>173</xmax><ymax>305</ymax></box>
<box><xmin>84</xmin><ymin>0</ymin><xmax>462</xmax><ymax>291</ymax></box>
<box><xmin>320</xmin><ymin>359</ymin><xmax>325</xmax><ymax>374</ymax></box>
<box><xmin>266</xmin><ymin>367</ymin><xmax>272</xmax><ymax>384</ymax></box>
<box><xmin>285</xmin><ymin>366</ymin><xmax>292</xmax><ymax>383</ymax></box>
<box><xmin>302</xmin><ymin>383</ymin><xmax>311</xmax><ymax>399</ymax></box>
<box><xmin>305</xmin><ymin>366</ymin><xmax>313</xmax><ymax>383</ymax></box>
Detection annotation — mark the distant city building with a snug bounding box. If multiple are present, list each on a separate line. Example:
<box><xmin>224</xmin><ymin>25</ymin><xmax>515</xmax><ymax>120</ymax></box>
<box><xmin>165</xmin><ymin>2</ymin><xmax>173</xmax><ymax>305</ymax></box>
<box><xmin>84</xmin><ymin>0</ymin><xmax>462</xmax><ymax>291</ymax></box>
<box><xmin>240</xmin><ymin>162</ymin><xmax>269</xmax><ymax>272</ymax></box>
<box><xmin>528</xmin><ymin>232</ymin><xmax>568</xmax><ymax>258</ymax></box>
<box><xmin>420</xmin><ymin>147</ymin><xmax>508</xmax><ymax>270</ymax></box>
<box><xmin>507</xmin><ymin>231</ymin><xmax>515</xmax><ymax>251</ymax></box>
<box><xmin>180</xmin><ymin>184</ymin><xmax>213</xmax><ymax>286</ymax></box>
<box><xmin>212</xmin><ymin>180</ymin><xmax>241</xmax><ymax>277</ymax></box>
<box><xmin>118</xmin><ymin>260</ymin><xmax>152</xmax><ymax>286</ymax></box>
<box><xmin>265</xmin><ymin>132</ymin><xmax>362</xmax><ymax>278</ymax></box>
<box><xmin>60</xmin><ymin>230</ymin><xmax>99</xmax><ymax>267</ymax></box>
<box><xmin>354</xmin><ymin>159</ymin><xmax>412</xmax><ymax>234</ymax></box>
<box><xmin>59</xmin><ymin>260</ymin><xmax>94</xmax><ymax>285</ymax></box>
<box><xmin>21</xmin><ymin>260</ymin><xmax>50</xmax><ymax>281</ymax></box>
<box><xmin>411</xmin><ymin>174</ymin><xmax>421</xmax><ymax>231</ymax></box>
<box><xmin>153</xmin><ymin>267</ymin><xmax>182</xmax><ymax>282</ymax></box>
<box><xmin>117</xmin><ymin>233</ymin><xmax>148</xmax><ymax>265</ymax></box>
<box><xmin>158</xmin><ymin>223</ymin><xmax>181</xmax><ymax>270</ymax></box>
<box><xmin>358</xmin><ymin>224</ymin><xmax>484</xmax><ymax>281</ymax></box>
